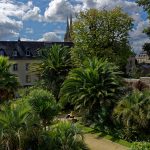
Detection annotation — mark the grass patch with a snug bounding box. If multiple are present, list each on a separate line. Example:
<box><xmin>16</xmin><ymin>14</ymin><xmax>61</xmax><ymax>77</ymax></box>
<box><xmin>79</xmin><ymin>124</ymin><xmax>131</xmax><ymax>148</ymax></box>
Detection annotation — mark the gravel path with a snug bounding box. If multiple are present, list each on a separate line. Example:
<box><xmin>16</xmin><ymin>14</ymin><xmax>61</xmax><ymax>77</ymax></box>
<box><xmin>84</xmin><ymin>134</ymin><xmax>128</xmax><ymax>150</ymax></box>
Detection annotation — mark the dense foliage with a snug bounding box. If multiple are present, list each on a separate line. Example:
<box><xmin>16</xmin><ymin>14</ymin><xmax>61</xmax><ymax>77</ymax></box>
<box><xmin>71</xmin><ymin>8</ymin><xmax>133</xmax><ymax>69</ymax></box>
<box><xmin>0</xmin><ymin>89</ymin><xmax>87</xmax><ymax>149</ymax></box>
<box><xmin>0</xmin><ymin>56</ymin><xmax>18</xmax><ymax>101</ymax></box>
<box><xmin>1</xmin><ymin>6</ymin><xmax>150</xmax><ymax>149</ymax></box>
<box><xmin>27</xmin><ymin>89</ymin><xmax>60</xmax><ymax>129</ymax></box>
<box><xmin>49</xmin><ymin>122</ymin><xmax>88</xmax><ymax>150</ymax></box>
<box><xmin>33</xmin><ymin>44</ymin><xmax>72</xmax><ymax>100</ymax></box>
<box><xmin>114</xmin><ymin>90</ymin><xmax>150</xmax><ymax>141</ymax></box>
<box><xmin>60</xmin><ymin>58</ymin><xmax>122</xmax><ymax>125</ymax></box>
<box><xmin>0</xmin><ymin>101</ymin><xmax>32</xmax><ymax>149</ymax></box>
<box><xmin>131</xmin><ymin>142</ymin><xmax>150</xmax><ymax>150</ymax></box>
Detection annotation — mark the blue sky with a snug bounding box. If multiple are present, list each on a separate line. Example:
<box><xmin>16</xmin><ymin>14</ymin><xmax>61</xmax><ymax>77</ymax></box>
<box><xmin>0</xmin><ymin>0</ymin><xmax>149</xmax><ymax>53</ymax></box>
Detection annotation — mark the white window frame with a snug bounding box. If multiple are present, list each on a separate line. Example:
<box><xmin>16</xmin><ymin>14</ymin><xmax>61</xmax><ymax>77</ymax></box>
<box><xmin>26</xmin><ymin>50</ymin><xmax>31</xmax><ymax>56</ymax></box>
<box><xmin>13</xmin><ymin>50</ymin><xmax>18</xmax><ymax>56</ymax></box>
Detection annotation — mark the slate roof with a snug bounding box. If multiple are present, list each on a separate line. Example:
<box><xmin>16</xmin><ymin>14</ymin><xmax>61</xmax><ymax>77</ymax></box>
<box><xmin>0</xmin><ymin>41</ymin><xmax>73</xmax><ymax>59</ymax></box>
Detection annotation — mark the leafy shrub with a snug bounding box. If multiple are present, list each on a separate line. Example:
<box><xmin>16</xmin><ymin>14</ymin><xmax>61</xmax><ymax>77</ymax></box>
<box><xmin>0</xmin><ymin>101</ymin><xmax>32</xmax><ymax>149</ymax></box>
<box><xmin>27</xmin><ymin>89</ymin><xmax>60</xmax><ymax>128</ymax></box>
<box><xmin>49</xmin><ymin>121</ymin><xmax>89</xmax><ymax>150</ymax></box>
<box><xmin>113</xmin><ymin>90</ymin><xmax>150</xmax><ymax>141</ymax></box>
<box><xmin>131</xmin><ymin>142</ymin><xmax>150</xmax><ymax>150</ymax></box>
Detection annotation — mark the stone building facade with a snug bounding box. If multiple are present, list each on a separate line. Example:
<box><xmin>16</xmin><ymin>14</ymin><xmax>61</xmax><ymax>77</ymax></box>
<box><xmin>0</xmin><ymin>40</ymin><xmax>73</xmax><ymax>86</ymax></box>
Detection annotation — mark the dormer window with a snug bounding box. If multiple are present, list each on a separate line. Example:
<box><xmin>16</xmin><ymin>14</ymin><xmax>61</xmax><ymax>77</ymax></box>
<box><xmin>0</xmin><ymin>49</ymin><xmax>5</xmax><ymax>56</ymax></box>
<box><xmin>26</xmin><ymin>50</ymin><xmax>31</xmax><ymax>56</ymax></box>
<box><xmin>13</xmin><ymin>50</ymin><xmax>18</xmax><ymax>56</ymax></box>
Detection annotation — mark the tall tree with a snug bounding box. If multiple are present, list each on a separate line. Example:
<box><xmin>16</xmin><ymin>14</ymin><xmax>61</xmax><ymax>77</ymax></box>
<box><xmin>33</xmin><ymin>45</ymin><xmax>72</xmax><ymax>100</ymax></box>
<box><xmin>0</xmin><ymin>56</ymin><xmax>18</xmax><ymax>101</ymax></box>
<box><xmin>137</xmin><ymin>0</ymin><xmax>150</xmax><ymax>57</ymax></box>
<box><xmin>60</xmin><ymin>58</ymin><xmax>122</xmax><ymax>122</ymax></box>
<box><xmin>71</xmin><ymin>8</ymin><xmax>133</xmax><ymax>70</ymax></box>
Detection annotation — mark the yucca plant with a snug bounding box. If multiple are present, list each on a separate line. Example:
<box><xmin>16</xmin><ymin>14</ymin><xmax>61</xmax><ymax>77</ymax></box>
<box><xmin>60</xmin><ymin>58</ymin><xmax>122</xmax><ymax>123</ymax></box>
<box><xmin>49</xmin><ymin>121</ymin><xmax>88</xmax><ymax>150</ymax></box>
<box><xmin>0</xmin><ymin>101</ymin><xmax>31</xmax><ymax>150</ymax></box>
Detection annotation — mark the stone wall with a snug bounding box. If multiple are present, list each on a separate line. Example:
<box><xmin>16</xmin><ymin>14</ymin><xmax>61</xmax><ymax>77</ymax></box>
<box><xmin>124</xmin><ymin>77</ymin><xmax>150</xmax><ymax>89</ymax></box>
<box><xmin>140</xmin><ymin>77</ymin><xmax>150</xmax><ymax>86</ymax></box>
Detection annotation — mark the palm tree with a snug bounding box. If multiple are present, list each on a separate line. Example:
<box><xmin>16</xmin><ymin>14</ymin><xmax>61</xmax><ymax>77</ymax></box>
<box><xmin>32</xmin><ymin>44</ymin><xmax>72</xmax><ymax>100</ymax></box>
<box><xmin>60</xmin><ymin>58</ymin><xmax>122</xmax><ymax>121</ymax></box>
<box><xmin>113</xmin><ymin>90</ymin><xmax>150</xmax><ymax>129</ymax></box>
<box><xmin>0</xmin><ymin>56</ymin><xmax>18</xmax><ymax>101</ymax></box>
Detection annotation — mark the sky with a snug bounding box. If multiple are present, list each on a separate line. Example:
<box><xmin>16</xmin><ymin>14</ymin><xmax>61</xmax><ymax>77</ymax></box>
<box><xmin>0</xmin><ymin>0</ymin><xmax>150</xmax><ymax>53</ymax></box>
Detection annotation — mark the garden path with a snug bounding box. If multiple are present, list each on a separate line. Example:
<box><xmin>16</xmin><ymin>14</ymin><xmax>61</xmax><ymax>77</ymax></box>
<box><xmin>84</xmin><ymin>133</ymin><xmax>128</xmax><ymax>150</ymax></box>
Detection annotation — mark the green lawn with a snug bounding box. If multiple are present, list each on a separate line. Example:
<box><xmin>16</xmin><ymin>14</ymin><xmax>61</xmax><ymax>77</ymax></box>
<box><xmin>79</xmin><ymin>124</ymin><xmax>131</xmax><ymax>148</ymax></box>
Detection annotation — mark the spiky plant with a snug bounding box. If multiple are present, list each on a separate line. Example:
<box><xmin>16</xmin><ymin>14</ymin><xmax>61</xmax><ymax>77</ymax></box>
<box><xmin>113</xmin><ymin>90</ymin><xmax>150</xmax><ymax>129</ymax></box>
<box><xmin>32</xmin><ymin>44</ymin><xmax>72</xmax><ymax>100</ymax></box>
<box><xmin>60</xmin><ymin>58</ymin><xmax>122</xmax><ymax>121</ymax></box>
<box><xmin>0</xmin><ymin>101</ymin><xmax>31</xmax><ymax>149</ymax></box>
<box><xmin>49</xmin><ymin>121</ymin><xmax>89</xmax><ymax>150</ymax></box>
<box><xmin>27</xmin><ymin>89</ymin><xmax>60</xmax><ymax>129</ymax></box>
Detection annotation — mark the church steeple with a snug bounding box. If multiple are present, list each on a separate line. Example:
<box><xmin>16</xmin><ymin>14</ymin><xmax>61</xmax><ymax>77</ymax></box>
<box><xmin>18</xmin><ymin>37</ymin><xmax>21</xmax><ymax>42</ymax></box>
<box><xmin>70</xmin><ymin>14</ymin><xmax>72</xmax><ymax>29</ymax></box>
<box><xmin>64</xmin><ymin>15</ymin><xmax>72</xmax><ymax>42</ymax></box>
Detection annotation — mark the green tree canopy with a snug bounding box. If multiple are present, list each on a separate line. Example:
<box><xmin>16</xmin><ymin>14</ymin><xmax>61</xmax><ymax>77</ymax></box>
<box><xmin>71</xmin><ymin>8</ymin><xmax>133</xmax><ymax>69</ymax></box>
<box><xmin>137</xmin><ymin>0</ymin><xmax>150</xmax><ymax>14</ymax></box>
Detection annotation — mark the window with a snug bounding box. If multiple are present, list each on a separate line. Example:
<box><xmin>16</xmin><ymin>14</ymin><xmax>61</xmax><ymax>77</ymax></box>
<box><xmin>25</xmin><ymin>63</ymin><xmax>30</xmax><ymax>71</ymax></box>
<box><xmin>13</xmin><ymin>64</ymin><xmax>18</xmax><ymax>71</ymax></box>
<box><xmin>26</xmin><ymin>50</ymin><xmax>30</xmax><ymax>56</ymax></box>
<box><xmin>13</xmin><ymin>50</ymin><xmax>17</xmax><ymax>56</ymax></box>
<box><xmin>26</xmin><ymin>75</ymin><xmax>31</xmax><ymax>83</ymax></box>
<box><xmin>0</xmin><ymin>49</ymin><xmax>4</xmax><ymax>56</ymax></box>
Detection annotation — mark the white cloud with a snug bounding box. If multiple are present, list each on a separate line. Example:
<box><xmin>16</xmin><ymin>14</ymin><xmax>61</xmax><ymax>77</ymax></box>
<box><xmin>130</xmin><ymin>19</ymin><xmax>150</xmax><ymax>53</ymax></box>
<box><xmin>23</xmin><ymin>6</ymin><xmax>43</xmax><ymax>22</ymax></box>
<box><xmin>22</xmin><ymin>32</ymin><xmax>62</xmax><ymax>42</ymax></box>
<box><xmin>38</xmin><ymin>32</ymin><xmax>61</xmax><ymax>41</ymax></box>
<box><xmin>0</xmin><ymin>15</ymin><xmax>23</xmax><ymax>39</ymax></box>
<box><xmin>0</xmin><ymin>0</ymin><xmax>23</xmax><ymax>39</ymax></box>
<box><xmin>0</xmin><ymin>0</ymin><xmax>43</xmax><ymax>39</ymax></box>
<box><xmin>21</xmin><ymin>37</ymin><xmax>34</xmax><ymax>41</ymax></box>
<box><xmin>44</xmin><ymin>0</ymin><xmax>73</xmax><ymax>22</ymax></box>
<box><xmin>26</xmin><ymin>28</ymin><xmax>34</xmax><ymax>34</ymax></box>
<box><xmin>0</xmin><ymin>0</ymin><xmax>149</xmax><ymax>54</ymax></box>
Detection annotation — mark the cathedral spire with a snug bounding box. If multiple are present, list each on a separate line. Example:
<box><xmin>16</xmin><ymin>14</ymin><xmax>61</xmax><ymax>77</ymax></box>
<box><xmin>70</xmin><ymin>14</ymin><xmax>72</xmax><ymax>28</ymax></box>
<box><xmin>64</xmin><ymin>15</ymin><xmax>72</xmax><ymax>42</ymax></box>
<box><xmin>18</xmin><ymin>37</ymin><xmax>21</xmax><ymax>42</ymax></box>
<box><xmin>67</xmin><ymin>16</ymin><xmax>70</xmax><ymax>31</ymax></box>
